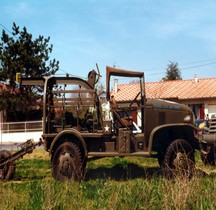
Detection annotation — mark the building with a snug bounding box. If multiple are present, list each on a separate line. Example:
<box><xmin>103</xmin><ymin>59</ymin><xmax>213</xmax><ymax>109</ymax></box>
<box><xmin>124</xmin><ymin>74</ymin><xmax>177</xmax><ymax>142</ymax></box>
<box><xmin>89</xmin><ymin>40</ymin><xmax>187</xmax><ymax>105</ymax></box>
<box><xmin>98</xmin><ymin>90</ymin><xmax>106</xmax><ymax>103</ymax></box>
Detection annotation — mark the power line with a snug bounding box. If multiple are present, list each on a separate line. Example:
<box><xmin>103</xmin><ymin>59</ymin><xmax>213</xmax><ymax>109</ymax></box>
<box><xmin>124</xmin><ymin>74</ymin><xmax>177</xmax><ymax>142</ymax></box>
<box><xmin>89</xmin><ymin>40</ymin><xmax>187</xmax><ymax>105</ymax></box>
<box><xmin>0</xmin><ymin>23</ymin><xmax>13</xmax><ymax>35</ymax></box>
<box><xmin>181</xmin><ymin>61</ymin><xmax>216</xmax><ymax>70</ymax></box>
<box><xmin>1</xmin><ymin>22</ymin><xmax>216</xmax><ymax>79</ymax></box>
<box><xmin>145</xmin><ymin>59</ymin><xmax>216</xmax><ymax>77</ymax></box>
<box><xmin>144</xmin><ymin>57</ymin><xmax>216</xmax><ymax>72</ymax></box>
<box><xmin>57</xmin><ymin>68</ymin><xmax>88</xmax><ymax>80</ymax></box>
<box><xmin>180</xmin><ymin>58</ymin><xmax>216</xmax><ymax>66</ymax></box>
<box><xmin>59</xmin><ymin>59</ymin><xmax>216</xmax><ymax>80</ymax></box>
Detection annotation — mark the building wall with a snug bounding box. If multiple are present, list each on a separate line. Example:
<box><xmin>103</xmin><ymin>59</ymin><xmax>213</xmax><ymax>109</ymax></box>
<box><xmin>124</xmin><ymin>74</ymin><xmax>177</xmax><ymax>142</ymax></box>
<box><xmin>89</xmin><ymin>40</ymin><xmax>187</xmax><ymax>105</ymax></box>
<box><xmin>0</xmin><ymin>131</ymin><xmax>42</xmax><ymax>144</ymax></box>
<box><xmin>206</xmin><ymin>104</ymin><xmax>216</xmax><ymax>118</ymax></box>
<box><xmin>179</xmin><ymin>98</ymin><xmax>216</xmax><ymax>119</ymax></box>
<box><xmin>0</xmin><ymin>119</ymin><xmax>42</xmax><ymax>144</ymax></box>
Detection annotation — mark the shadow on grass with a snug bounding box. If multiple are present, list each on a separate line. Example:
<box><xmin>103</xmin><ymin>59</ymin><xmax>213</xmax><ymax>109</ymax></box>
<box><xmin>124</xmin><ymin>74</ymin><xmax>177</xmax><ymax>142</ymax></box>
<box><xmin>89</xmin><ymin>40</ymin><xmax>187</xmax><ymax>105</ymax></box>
<box><xmin>85</xmin><ymin>163</ymin><xmax>162</xmax><ymax>181</ymax></box>
<box><xmin>84</xmin><ymin>164</ymin><xmax>213</xmax><ymax>181</ymax></box>
<box><xmin>9</xmin><ymin>163</ymin><xmax>214</xmax><ymax>182</ymax></box>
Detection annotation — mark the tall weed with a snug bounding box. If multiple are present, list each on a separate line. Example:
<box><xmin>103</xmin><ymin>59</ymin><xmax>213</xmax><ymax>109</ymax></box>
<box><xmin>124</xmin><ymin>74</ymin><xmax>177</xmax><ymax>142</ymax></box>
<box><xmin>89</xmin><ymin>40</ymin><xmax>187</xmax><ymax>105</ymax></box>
<box><xmin>0</xmin><ymin>150</ymin><xmax>216</xmax><ymax>209</ymax></box>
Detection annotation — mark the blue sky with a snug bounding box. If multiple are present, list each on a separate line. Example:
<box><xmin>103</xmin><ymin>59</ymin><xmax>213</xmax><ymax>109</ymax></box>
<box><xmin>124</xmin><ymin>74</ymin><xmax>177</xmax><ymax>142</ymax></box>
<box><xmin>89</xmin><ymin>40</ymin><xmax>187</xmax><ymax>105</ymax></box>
<box><xmin>1</xmin><ymin>0</ymin><xmax>216</xmax><ymax>84</ymax></box>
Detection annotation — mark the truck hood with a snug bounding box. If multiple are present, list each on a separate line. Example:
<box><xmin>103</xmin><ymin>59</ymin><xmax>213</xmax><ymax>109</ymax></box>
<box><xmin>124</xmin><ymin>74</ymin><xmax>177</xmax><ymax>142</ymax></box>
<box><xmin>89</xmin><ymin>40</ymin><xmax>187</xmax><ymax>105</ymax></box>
<box><xmin>146</xmin><ymin>98</ymin><xmax>192</xmax><ymax>113</ymax></box>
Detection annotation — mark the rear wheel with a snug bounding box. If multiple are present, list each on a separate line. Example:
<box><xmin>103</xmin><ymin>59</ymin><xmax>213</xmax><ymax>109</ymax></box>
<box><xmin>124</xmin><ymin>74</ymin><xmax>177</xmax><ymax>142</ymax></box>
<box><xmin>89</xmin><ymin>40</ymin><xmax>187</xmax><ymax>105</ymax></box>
<box><xmin>52</xmin><ymin>142</ymin><xmax>84</xmax><ymax>181</ymax></box>
<box><xmin>162</xmin><ymin>139</ymin><xmax>195</xmax><ymax>179</ymax></box>
<box><xmin>0</xmin><ymin>150</ymin><xmax>16</xmax><ymax>181</ymax></box>
<box><xmin>200</xmin><ymin>144</ymin><xmax>215</xmax><ymax>166</ymax></box>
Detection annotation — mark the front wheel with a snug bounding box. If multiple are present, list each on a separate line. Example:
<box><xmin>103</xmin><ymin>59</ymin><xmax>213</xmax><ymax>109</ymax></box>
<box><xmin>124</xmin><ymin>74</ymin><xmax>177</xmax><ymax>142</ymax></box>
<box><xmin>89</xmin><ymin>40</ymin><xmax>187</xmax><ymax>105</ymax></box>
<box><xmin>51</xmin><ymin>142</ymin><xmax>84</xmax><ymax>181</ymax></box>
<box><xmin>0</xmin><ymin>150</ymin><xmax>16</xmax><ymax>181</ymax></box>
<box><xmin>162</xmin><ymin>139</ymin><xmax>195</xmax><ymax>179</ymax></box>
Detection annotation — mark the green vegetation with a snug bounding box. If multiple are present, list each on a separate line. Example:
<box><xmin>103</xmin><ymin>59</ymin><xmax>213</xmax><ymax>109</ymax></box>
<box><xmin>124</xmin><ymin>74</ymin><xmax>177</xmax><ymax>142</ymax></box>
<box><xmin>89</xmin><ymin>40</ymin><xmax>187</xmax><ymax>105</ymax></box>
<box><xmin>0</xmin><ymin>23</ymin><xmax>59</xmax><ymax>121</ymax></box>
<box><xmin>0</xmin><ymin>149</ymin><xmax>216</xmax><ymax>210</ymax></box>
<box><xmin>162</xmin><ymin>61</ymin><xmax>182</xmax><ymax>81</ymax></box>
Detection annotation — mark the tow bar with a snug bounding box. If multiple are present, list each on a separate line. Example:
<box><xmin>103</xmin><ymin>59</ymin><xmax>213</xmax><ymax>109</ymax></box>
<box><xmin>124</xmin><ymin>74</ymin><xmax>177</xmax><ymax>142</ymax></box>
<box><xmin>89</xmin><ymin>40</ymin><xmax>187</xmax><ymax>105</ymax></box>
<box><xmin>0</xmin><ymin>139</ymin><xmax>43</xmax><ymax>180</ymax></box>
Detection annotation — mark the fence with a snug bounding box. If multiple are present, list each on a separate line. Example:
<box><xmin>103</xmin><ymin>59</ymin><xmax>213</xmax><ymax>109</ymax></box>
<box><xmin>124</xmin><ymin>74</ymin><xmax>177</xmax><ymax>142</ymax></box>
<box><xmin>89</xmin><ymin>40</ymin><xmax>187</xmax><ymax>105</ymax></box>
<box><xmin>0</xmin><ymin>121</ymin><xmax>43</xmax><ymax>144</ymax></box>
<box><xmin>1</xmin><ymin>121</ymin><xmax>42</xmax><ymax>133</ymax></box>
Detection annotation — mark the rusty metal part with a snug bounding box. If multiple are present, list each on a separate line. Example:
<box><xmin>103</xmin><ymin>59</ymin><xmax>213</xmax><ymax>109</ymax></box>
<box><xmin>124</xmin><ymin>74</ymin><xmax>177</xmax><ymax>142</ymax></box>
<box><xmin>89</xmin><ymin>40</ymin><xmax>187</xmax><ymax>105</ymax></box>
<box><xmin>0</xmin><ymin>139</ymin><xmax>43</xmax><ymax>168</ymax></box>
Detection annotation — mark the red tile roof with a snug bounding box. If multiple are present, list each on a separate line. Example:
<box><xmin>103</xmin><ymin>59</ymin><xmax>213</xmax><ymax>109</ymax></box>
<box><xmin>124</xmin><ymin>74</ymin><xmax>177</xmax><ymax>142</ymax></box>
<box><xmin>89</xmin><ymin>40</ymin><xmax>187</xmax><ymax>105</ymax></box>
<box><xmin>114</xmin><ymin>77</ymin><xmax>216</xmax><ymax>102</ymax></box>
<box><xmin>0</xmin><ymin>83</ymin><xmax>19</xmax><ymax>94</ymax></box>
<box><xmin>0</xmin><ymin>83</ymin><xmax>9</xmax><ymax>92</ymax></box>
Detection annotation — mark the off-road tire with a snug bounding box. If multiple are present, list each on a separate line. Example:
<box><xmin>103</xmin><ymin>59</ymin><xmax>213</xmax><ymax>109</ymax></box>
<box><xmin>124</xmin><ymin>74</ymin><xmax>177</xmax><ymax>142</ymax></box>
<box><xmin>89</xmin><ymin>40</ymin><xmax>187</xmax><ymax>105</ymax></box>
<box><xmin>0</xmin><ymin>150</ymin><xmax>16</xmax><ymax>181</ymax></box>
<box><xmin>157</xmin><ymin>151</ymin><xmax>165</xmax><ymax>167</ymax></box>
<box><xmin>162</xmin><ymin>139</ymin><xmax>195</xmax><ymax>179</ymax></box>
<box><xmin>200</xmin><ymin>144</ymin><xmax>216</xmax><ymax>166</ymax></box>
<box><xmin>52</xmin><ymin>142</ymin><xmax>84</xmax><ymax>181</ymax></box>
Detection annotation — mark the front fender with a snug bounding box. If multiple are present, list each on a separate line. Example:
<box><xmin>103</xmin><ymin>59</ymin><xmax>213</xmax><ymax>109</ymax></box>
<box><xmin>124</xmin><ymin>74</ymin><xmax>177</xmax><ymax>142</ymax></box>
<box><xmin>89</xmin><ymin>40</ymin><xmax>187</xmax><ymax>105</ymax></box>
<box><xmin>147</xmin><ymin>123</ymin><xmax>197</xmax><ymax>153</ymax></box>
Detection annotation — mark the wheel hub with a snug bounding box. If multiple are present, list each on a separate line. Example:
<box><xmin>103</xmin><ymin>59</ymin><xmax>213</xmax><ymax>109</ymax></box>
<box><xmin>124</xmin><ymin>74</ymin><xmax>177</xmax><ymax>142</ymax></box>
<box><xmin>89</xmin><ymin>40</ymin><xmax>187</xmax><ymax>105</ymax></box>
<box><xmin>58</xmin><ymin>152</ymin><xmax>75</xmax><ymax>177</ymax></box>
<box><xmin>173</xmin><ymin>152</ymin><xmax>188</xmax><ymax>169</ymax></box>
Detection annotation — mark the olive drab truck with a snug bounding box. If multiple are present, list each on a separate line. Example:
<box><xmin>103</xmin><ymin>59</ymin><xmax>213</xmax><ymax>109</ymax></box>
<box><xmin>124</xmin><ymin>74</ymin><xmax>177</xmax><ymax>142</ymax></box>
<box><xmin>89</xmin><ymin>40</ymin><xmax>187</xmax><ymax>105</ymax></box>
<box><xmin>198</xmin><ymin>116</ymin><xmax>216</xmax><ymax>166</ymax></box>
<box><xmin>0</xmin><ymin>65</ymin><xmax>199</xmax><ymax>181</ymax></box>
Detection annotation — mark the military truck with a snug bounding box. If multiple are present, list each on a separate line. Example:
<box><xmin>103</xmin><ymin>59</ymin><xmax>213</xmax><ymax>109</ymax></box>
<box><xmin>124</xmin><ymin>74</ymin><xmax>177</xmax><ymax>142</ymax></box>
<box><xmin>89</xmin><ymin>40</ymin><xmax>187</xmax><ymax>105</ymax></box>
<box><xmin>0</xmin><ymin>66</ymin><xmax>199</xmax><ymax>181</ymax></box>
<box><xmin>198</xmin><ymin>117</ymin><xmax>216</xmax><ymax>165</ymax></box>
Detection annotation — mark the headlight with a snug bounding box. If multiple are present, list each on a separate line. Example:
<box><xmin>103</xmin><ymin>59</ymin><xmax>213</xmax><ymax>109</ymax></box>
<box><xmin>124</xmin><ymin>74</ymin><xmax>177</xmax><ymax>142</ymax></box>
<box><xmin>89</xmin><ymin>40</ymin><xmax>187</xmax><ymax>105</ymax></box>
<box><xmin>184</xmin><ymin>115</ymin><xmax>191</xmax><ymax>123</ymax></box>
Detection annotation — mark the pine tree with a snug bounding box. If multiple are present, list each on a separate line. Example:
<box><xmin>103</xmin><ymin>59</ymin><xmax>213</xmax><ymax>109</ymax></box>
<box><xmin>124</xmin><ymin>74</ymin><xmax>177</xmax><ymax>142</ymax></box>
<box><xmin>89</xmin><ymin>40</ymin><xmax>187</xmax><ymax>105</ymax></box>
<box><xmin>162</xmin><ymin>61</ymin><xmax>182</xmax><ymax>81</ymax></box>
<box><xmin>0</xmin><ymin>23</ymin><xmax>60</xmax><ymax>121</ymax></box>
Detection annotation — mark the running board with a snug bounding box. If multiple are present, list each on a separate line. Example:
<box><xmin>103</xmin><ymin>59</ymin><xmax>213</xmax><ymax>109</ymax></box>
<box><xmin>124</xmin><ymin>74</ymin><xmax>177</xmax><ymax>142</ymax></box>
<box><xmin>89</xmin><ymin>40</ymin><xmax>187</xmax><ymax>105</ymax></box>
<box><xmin>88</xmin><ymin>151</ymin><xmax>151</xmax><ymax>157</ymax></box>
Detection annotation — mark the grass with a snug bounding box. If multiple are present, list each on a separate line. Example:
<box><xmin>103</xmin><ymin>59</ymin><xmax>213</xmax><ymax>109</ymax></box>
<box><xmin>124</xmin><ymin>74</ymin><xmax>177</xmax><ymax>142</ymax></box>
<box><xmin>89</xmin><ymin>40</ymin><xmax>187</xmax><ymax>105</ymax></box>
<box><xmin>0</xmin><ymin>149</ymin><xmax>216</xmax><ymax>210</ymax></box>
